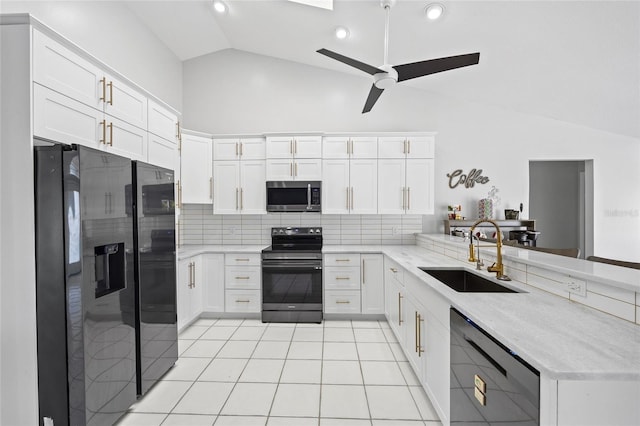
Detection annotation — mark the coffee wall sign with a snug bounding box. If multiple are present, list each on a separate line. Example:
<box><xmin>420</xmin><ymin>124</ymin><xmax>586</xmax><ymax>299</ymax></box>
<box><xmin>447</xmin><ymin>168</ymin><xmax>490</xmax><ymax>189</ymax></box>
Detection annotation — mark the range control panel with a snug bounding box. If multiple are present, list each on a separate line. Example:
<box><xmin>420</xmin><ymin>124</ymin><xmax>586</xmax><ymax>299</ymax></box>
<box><xmin>271</xmin><ymin>227</ymin><xmax>322</xmax><ymax>235</ymax></box>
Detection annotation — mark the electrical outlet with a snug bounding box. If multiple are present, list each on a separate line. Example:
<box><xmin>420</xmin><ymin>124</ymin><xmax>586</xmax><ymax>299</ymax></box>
<box><xmin>228</xmin><ymin>226</ymin><xmax>237</xmax><ymax>235</ymax></box>
<box><xmin>392</xmin><ymin>226</ymin><xmax>399</xmax><ymax>235</ymax></box>
<box><xmin>43</xmin><ymin>418</ymin><xmax>54</xmax><ymax>426</ymax></box>
<box><xmin>565</xmin><ymin>277</ymin><xmax>587</xmax><ymax>297</ymax></box>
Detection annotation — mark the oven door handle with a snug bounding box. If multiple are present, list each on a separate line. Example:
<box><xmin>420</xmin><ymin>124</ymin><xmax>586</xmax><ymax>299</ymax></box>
<box><xmin>262</xmin><ymin>263</ymin><xmax>322</xmax><ymax>270</ymax></box>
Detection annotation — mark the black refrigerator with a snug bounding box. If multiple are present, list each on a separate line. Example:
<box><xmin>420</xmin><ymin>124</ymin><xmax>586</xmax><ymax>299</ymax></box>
<box><xmin>34</xmin><ymin>145</ymin><xmax>178</xmax><ymax>426</ymax></box>
<box><xmin>131</xmin><ymin>161</ymin><xmax>178</xmax><ymax>396</ymax></box>
<box><xmin>35</xmin><ymin>144</ymin><xmax>137</xmax><ymax>426</ymax></box>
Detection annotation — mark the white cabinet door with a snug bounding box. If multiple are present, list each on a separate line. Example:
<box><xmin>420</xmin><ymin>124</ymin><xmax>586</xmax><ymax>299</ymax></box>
<box><xmin>202</xmin><ymin>254</ymin><xmax>225</xmax><ymax>313</ymax></box>
<box><xmin>33</xmin><ymin>29</ymin><xmax>103</xmax><ymax>110</ymax></box>
<box><xmin>106</xmin><ymin>115</ymin><xmax>147</xmax><ymax>161</ymax></box>
<box><xmin>386</xmin><ymin>276</ymin><xmax>405</xmax><ymax>344</ymax></box>
<box><xmin>404</xmin><ymin>296</ymin><xmax>426</xmax><ymax>378</ymax></box>
<box><xmin>33</xmin><ymin>83</ymin><xmax>102</xmax><ymax>149</ymax></box>
<box><xmin>213</xmin><ymin>161</ymin><xmax>241</xmax><ymax>214</ymax></box>
<box><xmin>405</xmin><ymin>136</ymin><xmax>435</xmax><ymax>159</ymax></box>
<box><xmin>406</xmin><ymin>159</ymin><xmax>434</xmax><ymax>214</ymax></box>
<box><xmin>213</xmin><ymin>138</ymin><xmax>240</xmax><ymax>160</ymax></box>
<box><xmin>361</xmin><ymin>254</ymin><xmax>384</xmax><ymax>314</ymax></box>
<box><xmin>181</xmin><ymin>134</ymin><xmax>213</xmax><ymax>204</ymax></box>
<box><xmin>322</xmin><ymin>160</ymin><xmax>350</xmax><ymax>214</ymax></box>
<box><xmin>293</xmin><ymin>159</ymin><xmax>322</xmax><ymax>180</ymax></box>
<box><xmin>350</xmin><ymin>159</ymin><xmax>378</xmax><ymax>214</ymax></box>
<box><xmin>240</xmin><ymin>160</ymin><xmax>266</xmax><ymax>214</ymax></box>
<box><xmin>266</xmin><ymin>136</ymin><xmax>295</xmax><ymax>158</ymax></box>
<box><xmin>148</xmin><ymin>99</ymin><xmax>179</xmax><ymax>143</ymax></box>
<box><xmin>424</xmin><ymin>311</ymin><xmax>450</xmax><ymax>424</ymax></box>
<box><xmin>378</xmin><ymin>159</ymin><xmax>406</xmax><ymax>214</ymax></box>
<box><xmin>350</xmin><ymin>136</ymin><xmax>378</xmax><ymax>159</ymax></box>
<box><xmin>147</xmin><ymin>133</ymin><xmax>177</xmax><ymax>170</ymax></box>
<box><xmin>266</xmin><ymin>159</ymin><xmax>294</xmax><ymax>180</ymax></box>
<box><xmin>239</xmin><ymin>137</ymin><xmax>266</xmax><ymax>160</ymax></box>
<box><xmin>322</xmin><ymin>136</ymin><xmax>349</xmax><ymax>159</ymax></box>
<box><xmin>378</xmin><ymin>136</ymin><xmax>407</xmax><ymax>159</ymax></box>
<box><xmin>293</xmin><ymin>135</ymin><xmax>322</xmax><ymax>158</ymax></box>
<box><xmin>103</xmin><ymin>74</ymin><xmax>147</xmax><ymax>130</ymax></box>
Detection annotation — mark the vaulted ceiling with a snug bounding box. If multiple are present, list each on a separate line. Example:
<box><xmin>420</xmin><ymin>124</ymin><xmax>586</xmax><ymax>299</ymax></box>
<box><xmin>125</xmin><ymin>1</ymin><xmax>640</xmax><ymax>138</ymax></box>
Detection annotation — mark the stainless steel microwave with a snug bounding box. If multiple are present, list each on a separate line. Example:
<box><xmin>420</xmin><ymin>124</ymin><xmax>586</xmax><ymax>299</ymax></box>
<box><xmin>266</xmin><ymin>181</ymin><xmax>321</xmax><ymax>213</ymax></box>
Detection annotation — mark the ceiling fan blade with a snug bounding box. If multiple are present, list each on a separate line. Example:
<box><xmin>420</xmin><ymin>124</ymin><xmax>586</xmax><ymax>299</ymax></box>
<box><xmin>317</xmin><ymin>48</ymin><xmax>385</xmax><ymax>76</ymax></box>
<box><xmin>362</xmin><ymin>84</ymin><xmax>384</xmax><ymax>113</ymax></box>
<box><xmin>393</xmin><ymin>52</ymin><xmax>480</xmax><ymax>82</ymax></box>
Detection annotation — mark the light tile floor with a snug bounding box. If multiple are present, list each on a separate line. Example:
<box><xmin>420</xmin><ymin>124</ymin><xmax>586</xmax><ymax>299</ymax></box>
<box><xmin>118</xmin><ymin>319</ymin><xmax>442</xmax><ymax>426</ymax></box>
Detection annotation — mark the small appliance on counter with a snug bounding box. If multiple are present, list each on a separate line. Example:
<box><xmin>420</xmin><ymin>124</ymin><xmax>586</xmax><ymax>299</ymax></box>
<box><xmin>262</xmin><ymin>227</ymin><xmax>323</xmax><ymax>323</ymax></box>
<box><xmin>508</xmin><ymin>230</ymin><xmax>541</xmax><ymax>247</ymax></box>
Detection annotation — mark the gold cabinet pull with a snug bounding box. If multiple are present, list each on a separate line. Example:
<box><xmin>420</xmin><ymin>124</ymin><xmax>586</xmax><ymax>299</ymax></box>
<box><xmin>235</xmin><ymin>188</ymin><xmax>239</xmax><ymax>210</ymax></box>
<box><xmin>290</xmin><ymin>139</ymin><xmax>293</xmax><ymax>154</ymax></box>
<box><xmin>407</xmin><ymin>139</ymin><xmax>411</xmax><ymax>154</ymax></box>
<box><xmin>294</xmin><ymin>139</ymin><xmax>297</xmax><ymax>154</ymax></box>
<box><xmin>290</xmin><ymin>162</ymin><xmax>293</xmax><ymax>177</ymax></box>
<box><xmin>192</xmin><ymin>262</ymin><xmax>196</xmax><ymax>287</ymax></box>
<box><xmin>107</xmin><ymin>122</ymin><xmax>113</xmax><ymax>146</ymax></box>
<box><xmin>415</xmin><ymin>311</ymin><xmax>419</xmax><ymax>353</ymax></box>
<box><xmin>403</xmin><ymin>139</ymin><xmax>407</xmax><ymax>154</ymax></box>
<box><xmin>235</xmin><ymin>276</ymin><xmax>250</xmax><ymax>280</ymax></box>
<box><xmin>401</xmin><ymin>187</ymin><xmax>406</xmax><ymax>210</ymax></box>
<box><xmin>210</xmin><ymin>177</ymin><xmax>213</xmax><ymax>199</ymax></box>
<box><xmin>335</xmin><ymin>277</ymin><xmax>350</xmax><ymax>280</ymax></box>
<box><xmin>236</xmin><ymin>299</ymin><xmax>251</xmax><ymax>303</ymax></box>
<box><xmin>362</xmin><ymin>259</ymin><xmax>365</xmax><ymax>285</ymax></box>
<box><xmin>99</xmin><ymin>77</ymin><xmax>106</xmax><ymax>103</ymax></box>
<box><xmin>335</xmin><ymin>259</ymin><xmax>351</xmax><ymax>262</ymax></box>
<box><xmin>188</xmin><ymin>262</ymin><xmax>193</xmax><ymax>288</ymax></box>
<box><xmin>294</xmin><ymin>162</ymin><xmax>298</xmax><ymax>177</ymax></box>
<box><xmin>350</xmin><ymin>187</ymin><xmax>354</xmax><ymax>210</ymax></box>
<box><xmin>407</xmin><ymin>187</ymin><xmax>410</xmax><ymax>211</ymax></box>
<box><xmin>107</xmin><ymin>81</ymin><xmax>113</xmax><ymax>105</ymax></box>
<box><xmin>239</xmin><ymin>142</ymin><xmax>243</xmax><ymax>156</ymax></box>
<box><xmin>389</xmin><ymin>267</ymin><xmax>397</xmax><ymax>273</ymax></box>
<box><xmin>336</xmin><ymin>300</ymin><xmax>351</xmax><ymax>304</ymax></box>
<box><xmin>240</xmin><ymin>187</ymin><xmax>243</xmax><ymax>210</ymax></box>
<box><xmin>100</xmin><ymin>119</ymin><xmax>107</xmax><ymax>144</ymax></box>
<box><xmin>398</xmin><ymin>293</ymin><xmax>403</xmax><ymax>325</ymax></box>
<box><xmin>346</xmin><ymin>187</ymin><xmax>349</xmax><ymax>210</ymax></box>
<box><xmin>415</xmin><ymin>312</ymin><xmax>424</xmax><ymax>356</ymax></box>
<box><xmin>235</xmin><ymin>258</ymin><xmax>250</xmax><ymax>262</ymax></box>
<box><xmin>235</xmin><ymin>142</ymin><xmax>239</xmax><ymax>156</ymax></box>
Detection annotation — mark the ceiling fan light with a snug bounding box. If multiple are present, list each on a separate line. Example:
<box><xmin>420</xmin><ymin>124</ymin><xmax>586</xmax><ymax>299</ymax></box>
<box><xmin>213</xmin><ymin>1</ymin><xmax>227</xmax><ymax>13</ymax></box>
<box><xmin>425</xmin><ymin>3</ymin><xmax>444</xmax><ymax>20</ymax></box>
<box><xmin>335</xmin><ymin>27</ymin><xmax>350</xmax><ymax>40</ymax></box>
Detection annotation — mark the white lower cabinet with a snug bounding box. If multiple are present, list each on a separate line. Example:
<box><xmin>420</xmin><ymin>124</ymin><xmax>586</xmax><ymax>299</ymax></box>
<box><xmin>324</xmin><ymin>253</ymin><xmax>383</xmax><ymax>315</ymax></box>
<box><xmin>361</xmin><ymin>254</ymin><xmax>384</xmax><ymax>314</ymax></box>
<box><xmin>202</xmin><ymin>254</ymin><xmax>225</xmax><ymax>313</ymax></box>
<box><xmin>423</xmin><ymin>310</ymin><xmax>450</xmax><ymax>423</ymax></box>
<box><xmin>224</xmin><ymin>253</ymin><xmax>261</xmax><ymax>313</ymax></box>
<box><xmin>225</xmin><ymin>290</ymin><xmax>261</xmax><ymax>313</ymax></box>
<box><xmin>403</xmin><ymin>296</ymin><xmax>426</xmax><ymax>376</ymax></box>
<box><xmin>177</xmin><ymin>256</ymin><xmax>203</xmax><ymax>330</ymax></box>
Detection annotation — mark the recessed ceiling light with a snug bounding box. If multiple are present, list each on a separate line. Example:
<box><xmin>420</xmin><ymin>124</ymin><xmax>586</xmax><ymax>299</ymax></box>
<box><xmin>425</xmin><ymin>3</ymin><xmax>445</xmax><ymax>20</ymax></box>
<box><xmin>335</xmin><ymin>26</ymin><xmax>350</xmax><ymax>40</ymax></box>
<box><xmin>213</xmin><ymin>1</ymin><xmax>227</xmax><ymax>13</ymax></box>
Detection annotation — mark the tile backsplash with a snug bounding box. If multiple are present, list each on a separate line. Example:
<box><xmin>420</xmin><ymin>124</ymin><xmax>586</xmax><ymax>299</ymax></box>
<box><xmin>179</xmin><ymin>204</ymin><xmax>422</xmax><ymax>246</ymax></box>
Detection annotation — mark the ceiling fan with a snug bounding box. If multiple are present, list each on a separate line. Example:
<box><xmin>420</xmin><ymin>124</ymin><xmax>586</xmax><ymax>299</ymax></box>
<box><xmin>317</xmin><ymin>0</ymin><xmax>480</xmax><ymax>113</ymax></box>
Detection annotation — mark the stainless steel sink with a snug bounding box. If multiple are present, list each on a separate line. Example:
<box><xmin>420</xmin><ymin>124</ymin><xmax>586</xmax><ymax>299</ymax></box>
<box><xmin>419</xmin><ymin>267</ymin><xmax>523</xmax><ymax>293</ymax></box>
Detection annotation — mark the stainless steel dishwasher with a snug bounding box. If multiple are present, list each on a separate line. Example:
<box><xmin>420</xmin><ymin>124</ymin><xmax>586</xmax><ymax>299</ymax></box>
<box><xmin>450</xmin><ymin>308</ymin><xmax>540</xmax><ymax>425</ymax></box>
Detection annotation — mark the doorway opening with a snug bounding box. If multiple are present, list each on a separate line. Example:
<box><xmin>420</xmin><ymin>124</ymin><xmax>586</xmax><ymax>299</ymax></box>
<box><xmin>528</xmin><ymin>160</ymin><xmax>593</xmax><ymax>259</ymax></box>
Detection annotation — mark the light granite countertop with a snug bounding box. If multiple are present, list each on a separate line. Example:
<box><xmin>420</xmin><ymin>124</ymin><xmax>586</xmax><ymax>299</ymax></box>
<box><xmin>326</xmin><ymin>243</ymin><xmax>640</xmax><ymax>381</ymax></box>
<box><xmin>179</xmin><ymin>242</ymin><xmax>640</xmax><ymax>380</ymax></box>
<box><xmin>417</xmin><ymin>234</ymin><xmax>640</xmax><ymax>293</ymax></box>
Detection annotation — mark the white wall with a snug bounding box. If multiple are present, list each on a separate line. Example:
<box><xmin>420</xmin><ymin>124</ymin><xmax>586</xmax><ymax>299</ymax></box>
<box><xmin>183</xmin><ymin>49</ymin><xmax>640</xmax><ymax>261</ymax></box>
<box><xmin>0</xmin><ymin>1</ymin><xmax>183</xmax><ymax>110</ymax></box>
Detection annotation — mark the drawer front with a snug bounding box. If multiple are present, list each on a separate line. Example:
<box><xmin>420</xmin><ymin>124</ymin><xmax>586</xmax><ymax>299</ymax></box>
<box><xmin>324</xmin><ymin>291</ymin><xmax>361</xmax><ymax>314</ymax></box>
<box><xmin>225</xmin><ymin>290</ymin><xmax>261</xmax><ymax>313</ymax></box>
<box><xmin>384</xmin><ymin>257</ymin><xmax>404</xmax><ymax>286</ymax></box>
<box><xmin>324</xmin><ymin>267</ymin><xmax>361</xmax><ymax>290</ymax></box>
<box><xmin>225</xmin><ymin>266</ymin><xmax>261</xmax><ymax>289</ymax></box>
<box><xmin>225</xmin><ymin>253</ymin><xmax>261</xmax><ymax>266</ymax></box>
<box><xmin>324</xmin><ymin>253</ymin><xmax>360</xmax><ymax>267</ymax></box>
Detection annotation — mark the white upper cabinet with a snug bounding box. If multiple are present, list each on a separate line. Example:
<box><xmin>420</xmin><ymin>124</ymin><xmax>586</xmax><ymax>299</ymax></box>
<box><xmin>102</xmin><ymin>73</ymin><xmax>148</xmax><ymax>130</ymax></box>
<box><xmin>266</xmin><ymin>135</ymin><xmax>322</xmax><ymax>158</ymax></box>
<box><xmin>33</xmin><ymin>29</ymin><xmax>103</xmax><ymax>111</ymax></box>
<box><xmin>181</xmin><ymin>133</ymin><xmax>213</xmax><ymax>204</ymax></box>
<box><xmin>148</xmin><ymin>99</ymin><xmax>180</xmax><ymax>144</ymax></box>
<box><xmin>266</xmin><ymin>158</ymin><xmax>322</xmax><ymax>180</ymax></box>
<box><xmin>323</xmin><ymin>136</ymin><xmax>378</xmax><ymax>159</ymax></box>
<box><xmin>214</xmin><ymin>137</ymin><xmax>265</xmax><ymax>160</ymax></box>
<box><xmin>378</xmin><ymin>135</ymin><xmax>435</xmax><ymax>159</ymax></box>
<box><xmin>106</xmin><ymin>115</ymin><xmax>147</xmax><ymax>161</ymax></box>
<box><xmin>213</xmin><ymin>160</ymin><xmax>265</xmax><ymax>214</ymax></box>
<box><xmin>378</xmin><ymin>158</ymin><xmax>434</xmax><ymax>215</ymax></box>
<box><xmin>349</xmin><ymin>159</ymin><xmax>378</xmax><ymax>214</ymax></box>
<box><xmin>321</xmin><ymin>159</ymin><xmax>350</xmax><ymax>214</ymax></box>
